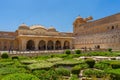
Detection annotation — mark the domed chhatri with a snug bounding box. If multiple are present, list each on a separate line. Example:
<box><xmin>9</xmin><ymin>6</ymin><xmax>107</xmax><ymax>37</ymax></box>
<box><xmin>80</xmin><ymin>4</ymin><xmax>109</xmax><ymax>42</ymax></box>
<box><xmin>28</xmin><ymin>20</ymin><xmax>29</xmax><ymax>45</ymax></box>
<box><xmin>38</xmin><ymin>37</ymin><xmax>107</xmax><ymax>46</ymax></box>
<box><xmin>73</xmin><ymin>16</ymin><xmax>86</xmax><ymax>25</ymax></box>
<box><xmin>48</xmin><ymin>26</ymin><xmax>57</xmax><ymax>32</ymax></box>
<box><xmin>18</xmin><ymin>23</ymin><xmax>29</xmax><ymax>30</ymax></box>
<box><xmin>30</xmin><ymin>25</ymin><xmax>46</xmax><ymax>30</ymax></box>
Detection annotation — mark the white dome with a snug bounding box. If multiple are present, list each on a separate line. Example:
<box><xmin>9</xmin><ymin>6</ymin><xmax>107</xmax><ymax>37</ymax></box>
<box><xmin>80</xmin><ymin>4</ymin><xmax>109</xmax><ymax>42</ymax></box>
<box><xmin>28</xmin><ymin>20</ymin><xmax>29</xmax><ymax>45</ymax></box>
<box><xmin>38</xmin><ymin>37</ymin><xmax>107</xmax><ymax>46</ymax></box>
<box><xmin>18</xmin><ymin>23</ymin><xmax>29</xmax><ymax>30</ymax></box>
<box><xmin>20</xmin><ymin>23</ymin><xmax>27</xmax><ymax>26</ymax></box>
<box><xmin>30</xmin><ymin>25</ymin><xmax>46</xmax><ymax>30</ymax></box>
<box><xmin>48</xmin><ymin>27</ymin><xmax>56</xmax><ymax>32</ymax></box>
<box><xmin>76</xmin><ymin>16</ymin><xmax>82</xmax><ymax>19</ymax></box>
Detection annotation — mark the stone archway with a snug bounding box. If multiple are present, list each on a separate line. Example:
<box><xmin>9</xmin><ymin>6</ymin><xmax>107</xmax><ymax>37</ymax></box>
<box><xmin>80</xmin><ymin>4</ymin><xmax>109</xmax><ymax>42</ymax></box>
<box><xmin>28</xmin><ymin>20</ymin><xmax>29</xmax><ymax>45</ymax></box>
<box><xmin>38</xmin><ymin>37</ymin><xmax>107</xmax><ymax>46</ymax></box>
<box><xmin>47</xmin><ymin>40</ymin><xmax>54</xmax><ymax>50</ymax></box>
<box><xmin>26</xmin><ymin>40</ymin><xmax>35</xmax><ymax>50</ymax></box>
<box><xmin>38</xmin><ymin>40</ymin><xmax>46</xmax><ymax>50</ymax></box>
<box><xmin>63</xmin><ymin>41</ymin><xmax>70</xmax><ymax>49</ymax></box>
<box><xmin>55</xmin><ymin>40</ymin><xmax>61</xmax><ymax>50</ymax></box>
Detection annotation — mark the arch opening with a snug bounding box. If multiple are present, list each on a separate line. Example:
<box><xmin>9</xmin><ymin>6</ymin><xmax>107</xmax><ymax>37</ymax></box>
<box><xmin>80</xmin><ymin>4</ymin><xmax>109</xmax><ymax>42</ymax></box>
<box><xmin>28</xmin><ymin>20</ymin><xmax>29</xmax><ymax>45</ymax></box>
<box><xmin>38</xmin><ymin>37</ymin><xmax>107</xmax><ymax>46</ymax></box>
<box><xmin>26</xmin><ymin>40</ymin><xmax>35</xmax><ymax>50</ymax></box>
<box><xmin>47</xmin><ymin>40</ymin><xmax>54</xmax><ymax>50</ymax></box>
<box><xmin>63</xmin><ymin>41</ymin><xmax>70</xmax><ymax>49</ymax></box>
<box><xmin>38</xmin><ymin>40</ymin><xmax>46</xmax><ymax>50</ymax></box>
<box><xmin>55</xmin><ymin>41</ymin><xmax>61</xmax><ymax>50</ymax></box>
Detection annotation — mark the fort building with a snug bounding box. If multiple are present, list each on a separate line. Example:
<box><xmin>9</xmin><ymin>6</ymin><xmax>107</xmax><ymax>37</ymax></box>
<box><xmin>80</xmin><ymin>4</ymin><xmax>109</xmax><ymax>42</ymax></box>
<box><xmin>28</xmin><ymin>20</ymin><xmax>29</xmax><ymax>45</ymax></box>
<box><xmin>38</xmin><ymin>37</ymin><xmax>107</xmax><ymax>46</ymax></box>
<box><xmin>0</xmin><ymin>24</ymin><xmax>73</xmax><ymax>51</ymax></box>
<box><xmin>73</xmin><ymin>13</ymin><xmax>120</xmax><ymax>50</ymax></box>
<box><xmin>0</xmin><ymin>13</ymin><xmax>120</xmax><ymax>51</ymax></box>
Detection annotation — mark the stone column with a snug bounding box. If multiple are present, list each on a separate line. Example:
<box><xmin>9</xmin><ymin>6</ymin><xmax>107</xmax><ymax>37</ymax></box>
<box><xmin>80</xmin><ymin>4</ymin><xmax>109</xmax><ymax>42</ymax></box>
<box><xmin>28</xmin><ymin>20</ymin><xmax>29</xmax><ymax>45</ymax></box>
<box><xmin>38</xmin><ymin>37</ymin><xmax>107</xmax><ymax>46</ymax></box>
<box><xmin>21</xmin><ymin>39</ymin><xmax>27</xmax><ymax>51</ymax></box>
<box><xmin>18</xmin><ymin>39</ymin><xmax>21</xmax><ymax>51</ymax></box>
<box><xmin>53</xmin><ymin>41</ymin><xmax>55</xmax><ymax>50</ymax></box>
<box><xmin>70</xmin><ymin>41</ymin><xmax>73</xmax><ymax>49</ymax></box>
<box><xmin>35</xmin><ymin>39</ymin><xmax>39</xmax><ymax>50</ymax></box>
<box><xmin>45</xmin><ymin>40</ymin><xmax>47</xmax><ymax>50</ymax></box>
<box><xmin>61</xmin><ymin>40</ymin><xmax>64</xmax><ymax>50</ymax></box>
<box><xmin>1</xmin><ymin>41</ymin><xmax>3</xmax><ymax>50</ymax></box>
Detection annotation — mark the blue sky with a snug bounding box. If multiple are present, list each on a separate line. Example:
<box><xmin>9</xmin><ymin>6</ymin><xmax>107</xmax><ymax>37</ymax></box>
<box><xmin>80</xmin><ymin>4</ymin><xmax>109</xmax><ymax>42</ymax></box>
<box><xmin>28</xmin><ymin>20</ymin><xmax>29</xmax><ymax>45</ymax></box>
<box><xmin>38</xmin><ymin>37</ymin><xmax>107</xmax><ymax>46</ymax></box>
<box><xmin>0</xmin><ymin>0</ymin><xmax>120</xmax><ymax>32</ymax></box>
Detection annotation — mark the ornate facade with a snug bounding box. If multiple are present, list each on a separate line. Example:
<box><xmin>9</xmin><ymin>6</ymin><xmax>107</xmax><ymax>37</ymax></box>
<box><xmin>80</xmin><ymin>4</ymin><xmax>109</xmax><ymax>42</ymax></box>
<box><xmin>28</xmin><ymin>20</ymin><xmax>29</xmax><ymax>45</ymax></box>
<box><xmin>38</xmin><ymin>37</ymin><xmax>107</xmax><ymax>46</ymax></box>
<box><xmin>0</xmin><ymin>13</ymin><xmax>120</xmax><ymax>51</ymax></box>
<box><xmin>73</xmin><ymin>13</ymin><xmax>120</xmax><ymax>50</ymax></box>
<box><xmin>0</xmin><ymin>24</ymin><xmax>73</xmax><ymax>51</ymax></box>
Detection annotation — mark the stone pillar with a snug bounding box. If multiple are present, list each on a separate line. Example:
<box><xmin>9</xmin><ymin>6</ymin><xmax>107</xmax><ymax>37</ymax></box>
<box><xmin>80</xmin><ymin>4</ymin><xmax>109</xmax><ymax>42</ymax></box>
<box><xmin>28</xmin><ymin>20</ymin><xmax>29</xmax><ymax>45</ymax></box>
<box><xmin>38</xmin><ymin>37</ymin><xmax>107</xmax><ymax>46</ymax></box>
<box><xmin>21</xmin><ymin>39</ymin><xmax>27</xmax><ymax>51</ymax></box>
<box><xmin>1</xmin><ymin>41</ymin><xmax>3</xmax><ymax>50</ymax></box>
<box><xmin>61</xmin><ymin>40</ymin><xmax>64</xmax><ymax>50</ymax></box>
<box><xmin>70</xmin><ymin>41</ymin><xmax>73</xmax><ymax>49</ymax></box>
<box><xmin>35</xmin><ymin>39</ymin><xmax>39</xmax><ymax>50</ymax></box>
<box><xmin>53</xmin><ymin>41</ymin><xmax>55</xmax><ymax>50</ymax></box>
<box><xmin>45</xmin><ymin>41</ymin><xmax>47</xmax><ymax>50</ymax></box>
<box><xmin>18</xmin><ymin>40</ymin><xmax>21</xmax><ymax>51</ymax></box>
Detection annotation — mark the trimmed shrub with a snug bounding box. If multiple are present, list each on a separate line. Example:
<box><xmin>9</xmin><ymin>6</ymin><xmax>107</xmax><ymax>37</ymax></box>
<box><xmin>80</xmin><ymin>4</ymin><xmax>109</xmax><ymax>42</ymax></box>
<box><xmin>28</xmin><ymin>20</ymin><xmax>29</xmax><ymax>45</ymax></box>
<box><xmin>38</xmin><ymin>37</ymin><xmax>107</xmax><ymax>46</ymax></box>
<box><xmin>55</xmin><ymin>67</ymin><xmax>70</xmax><ymax>76</ymax></box>
<box><xmin>85</xmin><ymin>59</ymin><xmax>95</xmax><ymax>68</ymax></box>
<box><xmin>94</xmin><ymin>62</ymin><xmax>110</xmax><ymax>70</ymax></box>
<box><xmin>100</xmin><ymin>60</ymin><xmax>120</xmax><ymax>69</ymax></box>
<box><xmin>55</xmin><ymin>59</ymin><xmax>81</xmax><ymax>67</ymax></box>
<box><xmin>20</xmin><ymin>60</ymin><xmax>37</xmax><ymax>64</ymax></box>
<box><xmin>111</xmin><ymin>62</ymin><xmax>120</xmax><ymax>69</ymax></box>
<box><xmin>107</xmin><ymin>69</ymin><xmax>120</xmax><ymax>80</ymax></box>
<box><xmin>71</xmin><ymin>65</ymin><xmax>81</xmax><ymax>75</ymax></box>
<box><xmin>65</xmin><ymin>50</ymin><xmax>71</xmax><ymax>55</ymax></box>
<box><xmin>12</xmin><ymin>56</ymin><xmax>19</xmax><ymax>60</ymax></box>
<box><xmin>79</xmin><ymin>63</ymin><xmax>89</xmax><ymax>69</ymax></box>
<box><xmin>2</xmin><ymin>73</ymin><xmax>39</xmax><ymax>80</ymax></box>
<box><xmin>70</xmin><ymin>74</ymin><xmax>79</xmax><ymax>80</ymax></box>
<box><xmin>0</xmin><ymin>66</ymin><xmax>27</xmax><ymax>75</ymax></box>
<box><xmin>83</xmin><ymin>69</ymin><xmax>105</xmax><ymax>78</ymax></box>
<box><xmin>32</xmin><ymin>70</ymin><xmax>47</xmax><ymax>79</ymax></box>
<box><xmin>1</xmin><ymin>53</ymin><xmax>9</xmax><ymax>59</ymax></box>
<box><xmin>47</xmin><ymin>57</ymin><xmax>63</xmax><ymax>62</ymax></box>
<box><xmin>75</xmin><ymin>50</ymin><xmax>81</xmax><ymax>54</ymax></box>
<box><xmin>108</xmin><ymin>48</ymin><xmax>112</xmax><ymax>53</ymax></box>
<box><xmin>0</xmin><ymin>61</ymin><xmax>14</xmax><ymax>67</ymax></box>
<box><xmin>27</xmin><ymin>62</ymin><xmax>54</xmax><ymax>70</ymax></box>
<box><xmin>32</xmin><ymin>69</ymin><xmax>59</xmax><ymax>80</ymax></box>
<box><xmin>50</xmin><ymin>54</ymin><xmax>54</xmax><ymax>58</ymax></box>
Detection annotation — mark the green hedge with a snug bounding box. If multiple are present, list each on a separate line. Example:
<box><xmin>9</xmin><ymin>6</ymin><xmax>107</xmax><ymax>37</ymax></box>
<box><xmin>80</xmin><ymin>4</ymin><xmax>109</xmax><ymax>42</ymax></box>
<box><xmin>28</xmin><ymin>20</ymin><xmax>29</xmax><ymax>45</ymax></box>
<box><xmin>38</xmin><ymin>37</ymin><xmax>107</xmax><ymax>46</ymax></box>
<box><xmin>27</xmin><ymin>62</ymin><xmax>54</xmax><ymax>70</ymax></box>
<box><xmin>2</xmin><ymin>73</ymin><xmax>39</xmax><ymax>80</ymax></box>
<box><xmin>108</xmin><ymin>48</ymin><xmax>112</xmax><ymax>53</ymax></box>
<box><xmin>55</xmin><ymin>59</ymin><xmax>82</xmax><ymax>67</ymax></box>
<box><xmin>83</xmin><ymin>69</ymin><xmax>105</xmax><ymax>78</ymax></box>
<box><xmin>20</xmin><ymin>60</ymin><xmax>38</xmax><ymax>64</ymax></box>
<box><xmin>111</xmin><ymin>62</ymin><xmax>120</xmax><ymax>69</ymax></box>
<box><xmin>0</xmin><ymin>66</ymin><xmax>27</xmax><ymax>75</ymax></box>
<box><xmin>55</xmin><ymin>67</ymin><xmax>70</xmax><ymax>76</ymax></box>
<box><xmin>32</xmin><ymin>69</ymin><xmax>59</xmax><ymax>80</ymax></box>
<box><xmin>46</xmin><ymin>57</ymin><xmax>63</xmax><ymax>62</ymax></box>
<box><xmin>99</xmin><ymin>60</ymin><xmax>120</xmax><ymax>69</ymax></box>
<box><xmin>65</xmin><ymin>50</ymin><xmax>71</xmax><ymax>55</ymax></box>
<box><xmin>71</xmin><ymin>65</ymin><xmax>81</xmax><ymax>75</ymax></box>
<box><xmin>1</xmin><ymin>53</ymin><xmax>9</xmax><ymax>59</ymax></box>
<box><xmin>70</xmin><ymin>74</ymin><xmax>79</xmax><ymax>80</ymax></box>
<box><xmin>75</xmin><ymin>50</ymin><xmax>81</xmax><ymax>54</ymax></box>
<box><xmin>107</xmin><ymin>69</ymin><xmax>120</xmax><ymax>80</ymax></box>
<box><xmin>85</xmin><ymin>59</ymin><xmax>95</xmax><ymax>68</ymax></box>
<box><xmin>0</xmin><ymin>62</ymin><xmax>14</xmax><ymax>67</ymax></box>
<box><xmin>94</xmin><ymin>62</ymin><xmax>110</xmax><ymax>70</ymax></box>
